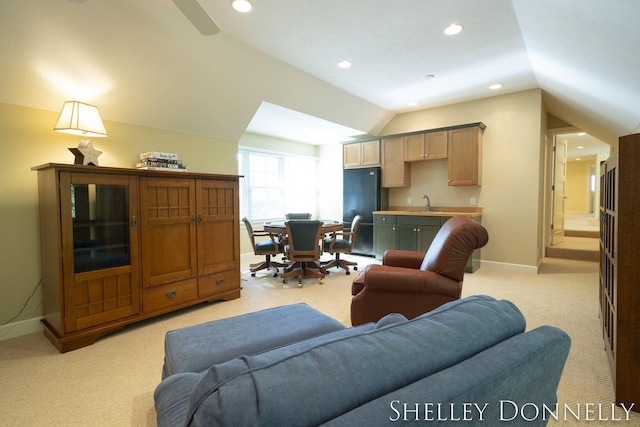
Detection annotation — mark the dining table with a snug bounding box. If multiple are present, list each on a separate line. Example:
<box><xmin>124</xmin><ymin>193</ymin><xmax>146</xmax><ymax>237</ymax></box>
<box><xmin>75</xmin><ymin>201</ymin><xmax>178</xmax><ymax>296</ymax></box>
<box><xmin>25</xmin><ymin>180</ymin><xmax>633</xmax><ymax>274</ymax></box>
<box><xmin>263</xmin><ymin>219</ymin><xmax>344</xmax><ymax>281</ymax></box>
<box><xmin>263</xmin><ymin>219</ymin><xmax>344</xmax><ymax>235</ymax></box>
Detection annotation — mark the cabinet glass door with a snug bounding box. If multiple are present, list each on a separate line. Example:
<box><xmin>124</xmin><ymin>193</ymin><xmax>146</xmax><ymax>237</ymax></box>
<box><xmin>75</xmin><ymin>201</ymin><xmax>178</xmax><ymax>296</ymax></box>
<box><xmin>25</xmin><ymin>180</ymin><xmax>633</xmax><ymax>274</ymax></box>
<box><xmin>71</xmin><ymin>183</ymin><xmax>131</xmax><ymax>273</ymax></box>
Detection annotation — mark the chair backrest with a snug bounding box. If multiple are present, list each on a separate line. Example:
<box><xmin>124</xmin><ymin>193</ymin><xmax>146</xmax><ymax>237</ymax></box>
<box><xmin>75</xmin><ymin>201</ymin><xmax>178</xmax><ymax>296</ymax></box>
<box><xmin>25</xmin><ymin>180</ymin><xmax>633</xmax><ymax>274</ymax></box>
<box><xmin>242</xmin><ymin>217</ymin><xmax>258</xmax><ymax>253</ymax></box>
<box><xmin>285</xmin><ymin>213</ymin><xmax>312</xmax><ymax>220</ymax></box>
<box><xmin>420</xmin><ymin>216</ymin><xmax>489</xmax><ymax>282</ymax></box>
<box><xmin>345</xmin><ymin>214</ymin><xmax>363</xmax><ymax>247</ymax></box>
<box><xmin>285</xmin><ymin>220</ymin><xmax>323</xmax><ymax>262</ymax></box>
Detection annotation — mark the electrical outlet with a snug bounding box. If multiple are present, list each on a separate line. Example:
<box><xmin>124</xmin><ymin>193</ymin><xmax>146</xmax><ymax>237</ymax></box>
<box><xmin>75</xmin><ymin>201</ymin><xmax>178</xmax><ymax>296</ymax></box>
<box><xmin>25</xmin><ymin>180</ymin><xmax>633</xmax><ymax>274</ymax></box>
<box><xmin>407</xmin><ymin>197</ymin><xmax>412</xmax><ymax>205</ymax></box>
<box><xmin>470</xmin><ymin>197</ymin><xmax>477</xmax><ymax>206</ymax></box>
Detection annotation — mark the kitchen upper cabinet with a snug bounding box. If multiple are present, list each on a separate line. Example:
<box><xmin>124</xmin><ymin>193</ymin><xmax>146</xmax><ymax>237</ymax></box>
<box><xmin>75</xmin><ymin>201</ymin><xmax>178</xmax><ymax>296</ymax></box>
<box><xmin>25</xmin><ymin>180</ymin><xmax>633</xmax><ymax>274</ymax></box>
<box><xmin>381</xmin><ymin>137</ymin><xmax>410</xmax><ymax>188</ymax></box>
<box><xmin>404</xmin><ymin>131</ymin><xmax>448</xmax><ymax>161</ymax></box>
<box><xmin>343</xmin><ymin>140</ymin><xmax>380</xmax><ymax>168</ymax></box>
<box><xmin>448</xmin><ymin>125</ymin><xmax>483</xmax><ymax>186</ymax></box>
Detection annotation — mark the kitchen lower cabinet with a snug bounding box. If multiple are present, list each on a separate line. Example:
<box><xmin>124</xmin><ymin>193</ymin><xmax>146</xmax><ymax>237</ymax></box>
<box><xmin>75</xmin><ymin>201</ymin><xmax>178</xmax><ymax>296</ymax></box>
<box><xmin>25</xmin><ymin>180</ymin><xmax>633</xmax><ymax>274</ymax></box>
<box><xmin>373</xmin><ymin>214</ymin><xmax>482</xmax><ymax>272</ymax></box>
<box><xmin>33</xmin><ymin>163</ymin><xmax>241</xmax><ymax>352</ymax></box>
<box><xmin>396</xmin><ymin>216</ymin><xmax>440</xmax><ymax>252</ymax></box>
<box><xmin>373</xmin><ymin>215</ymin><xmax>397</xmax><ymax>259</ymax></box>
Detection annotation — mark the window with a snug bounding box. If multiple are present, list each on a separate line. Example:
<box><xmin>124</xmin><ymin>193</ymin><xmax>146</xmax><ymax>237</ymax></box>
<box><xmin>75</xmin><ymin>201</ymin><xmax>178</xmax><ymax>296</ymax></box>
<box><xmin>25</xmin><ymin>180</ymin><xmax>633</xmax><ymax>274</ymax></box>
<box><xmin>238</xmin><ymin>148</ymin><xmax>318</xmax><ymax>220</ymax></box>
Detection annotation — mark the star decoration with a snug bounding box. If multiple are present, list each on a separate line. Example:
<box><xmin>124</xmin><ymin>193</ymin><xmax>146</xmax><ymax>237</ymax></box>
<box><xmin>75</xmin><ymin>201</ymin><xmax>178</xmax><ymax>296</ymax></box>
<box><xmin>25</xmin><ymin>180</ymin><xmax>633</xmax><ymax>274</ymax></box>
<box><xmin>69</xmin><ymin>140</ymin><xmax>103</xmax><ymax>166</ymax></box>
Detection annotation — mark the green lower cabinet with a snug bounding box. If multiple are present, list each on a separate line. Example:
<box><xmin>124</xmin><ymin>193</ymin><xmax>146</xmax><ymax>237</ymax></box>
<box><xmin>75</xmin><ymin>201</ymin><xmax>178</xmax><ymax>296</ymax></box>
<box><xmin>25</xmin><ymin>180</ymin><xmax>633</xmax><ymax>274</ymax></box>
<box><xmin>373</xmin><ymin>214</ymin><xmax>482</xmax><ymax>272</ymax></box>
<box><xmin>373</xmin><ymin>215</ymin><xmax>397</xmax><ymax>259</ymax></box>
<box><xmin>396</xmin><ymin>216</ymin><xmax>441</xmax><ymax>252</ymax></box>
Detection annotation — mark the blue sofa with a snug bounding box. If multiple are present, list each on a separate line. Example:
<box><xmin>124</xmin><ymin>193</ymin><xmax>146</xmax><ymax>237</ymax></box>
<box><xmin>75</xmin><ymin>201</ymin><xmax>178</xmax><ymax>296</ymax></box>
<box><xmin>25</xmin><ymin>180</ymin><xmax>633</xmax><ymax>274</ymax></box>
<box><xmin>154</xmin><ymin>296</ymin><xmax>570</xmax><ymax>426</ymax></box>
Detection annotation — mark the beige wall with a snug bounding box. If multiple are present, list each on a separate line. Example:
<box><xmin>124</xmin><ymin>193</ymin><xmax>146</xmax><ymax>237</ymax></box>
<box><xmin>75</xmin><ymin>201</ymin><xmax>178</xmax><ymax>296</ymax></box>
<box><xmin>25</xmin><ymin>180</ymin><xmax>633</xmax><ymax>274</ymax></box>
<box><xmin>1</xmin><ymin>90</ymin><xmax>547</xmax><ymax>338</ymax></box>
<box><xmin>0</xmin><ymin>102</ymin><xmax>238</xmax><ymax>338</ymax></box>
<box><xmin>380</xmin><ymin>89</ymin><xmax>545</xmax><ymax>269</ymax></box>
<box><xmin>566</xmin><ymin>159</ymin><xmax>594</xmax><ymax>214</ymax></box>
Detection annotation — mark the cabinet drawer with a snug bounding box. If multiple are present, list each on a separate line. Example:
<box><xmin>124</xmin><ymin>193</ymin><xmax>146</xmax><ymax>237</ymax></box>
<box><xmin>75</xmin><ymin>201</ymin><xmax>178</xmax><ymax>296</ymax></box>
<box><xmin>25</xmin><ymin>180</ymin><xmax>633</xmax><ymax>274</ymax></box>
<box><xmin>397</xmin><ymin>216</ymin><xmax>441</xmax><ymax>226</ymax></box>
<box><xmin>199</xmin><ymin>269</ymin><xmax>240</xmax><ymax>298</ymax></box>
<box><xmin>143</xmin><ymin>279</ymin><xmax>198</xmax><ymax>313</ymax></box>
<box><xmin>374</xmin><ymin>215</ymin><xmax>397</xmax><ymax>224</ymax></box>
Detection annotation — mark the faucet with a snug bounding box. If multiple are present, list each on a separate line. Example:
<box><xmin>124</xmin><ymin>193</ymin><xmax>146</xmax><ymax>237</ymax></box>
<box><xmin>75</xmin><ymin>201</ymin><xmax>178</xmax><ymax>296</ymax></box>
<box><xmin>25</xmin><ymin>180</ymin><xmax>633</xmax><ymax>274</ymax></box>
<box><xmin>423</xmin><ymin>195</ymin><xmax>431</xmax><ymax>212</ymax></box>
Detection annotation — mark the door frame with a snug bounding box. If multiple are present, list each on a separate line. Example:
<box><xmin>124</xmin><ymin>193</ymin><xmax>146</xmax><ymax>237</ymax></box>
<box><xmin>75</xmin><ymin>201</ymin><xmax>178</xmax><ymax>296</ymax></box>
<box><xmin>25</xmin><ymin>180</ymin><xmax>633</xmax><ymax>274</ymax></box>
<box><xmin>543</xmin><ymin>126</ymin><xmax>578</xmax><ymax>252</ymax></box>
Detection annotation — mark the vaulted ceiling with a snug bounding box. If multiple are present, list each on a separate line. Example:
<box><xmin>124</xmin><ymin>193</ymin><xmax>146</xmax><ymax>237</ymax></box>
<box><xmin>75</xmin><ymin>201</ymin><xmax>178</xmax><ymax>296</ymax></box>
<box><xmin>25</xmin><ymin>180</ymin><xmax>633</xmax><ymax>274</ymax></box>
<box><xmin>1</xmin><ymin>0</ymin><xmax>639</xmax><ymax>147</ymax></box>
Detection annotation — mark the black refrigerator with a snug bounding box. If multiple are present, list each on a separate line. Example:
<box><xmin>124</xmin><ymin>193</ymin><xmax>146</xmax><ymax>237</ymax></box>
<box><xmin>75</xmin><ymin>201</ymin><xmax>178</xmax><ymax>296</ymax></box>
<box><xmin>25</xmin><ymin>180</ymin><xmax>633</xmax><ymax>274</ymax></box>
<box><xmin>343</xmin><ymin>167</ymin><xmax>389</xmax><ymax>257</ymax></box>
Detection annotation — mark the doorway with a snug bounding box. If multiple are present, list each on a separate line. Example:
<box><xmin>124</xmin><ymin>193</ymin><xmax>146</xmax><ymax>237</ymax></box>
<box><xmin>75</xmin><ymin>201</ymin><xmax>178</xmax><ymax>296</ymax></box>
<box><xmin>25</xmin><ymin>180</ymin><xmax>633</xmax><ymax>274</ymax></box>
<box><xmin>544</xmin><ymin>128</ymin><xmax>611</xmax><ymax>260</ymax></box>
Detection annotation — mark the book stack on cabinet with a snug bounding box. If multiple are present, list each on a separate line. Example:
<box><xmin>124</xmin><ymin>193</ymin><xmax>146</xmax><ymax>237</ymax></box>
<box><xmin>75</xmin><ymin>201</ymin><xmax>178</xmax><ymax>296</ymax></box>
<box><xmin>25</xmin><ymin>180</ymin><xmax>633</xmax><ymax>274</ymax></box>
<box><xmin>136</xmin><ymin>151</ymin><xmax>187</xmax><ymax>172</ymax></box>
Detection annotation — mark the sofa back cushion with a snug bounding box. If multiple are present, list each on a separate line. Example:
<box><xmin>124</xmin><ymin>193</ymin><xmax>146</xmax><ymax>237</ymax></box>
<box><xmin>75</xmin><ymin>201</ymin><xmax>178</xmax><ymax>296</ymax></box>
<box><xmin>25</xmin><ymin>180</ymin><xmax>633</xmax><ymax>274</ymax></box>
<box><xmin>420</xmin><ymin>216</ymin><xmax>489</xmax><ymax>281</ymax></box>
<box><xmin>185</xmin><ymin>295</ymin><xmax>525</xmax><ymax>426</ymax></box>
<box><xmin>322</xmin><ymin>325</ymin><xmax>571</xmax><ymax>426</ymax></box>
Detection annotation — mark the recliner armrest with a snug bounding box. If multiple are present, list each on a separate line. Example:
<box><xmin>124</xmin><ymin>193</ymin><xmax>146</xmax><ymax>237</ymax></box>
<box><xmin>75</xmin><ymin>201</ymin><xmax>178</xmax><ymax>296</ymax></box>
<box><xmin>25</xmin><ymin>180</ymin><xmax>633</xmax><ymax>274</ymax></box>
<box><xmin>364</xmin><ymin>265</ymin><xmax>461</xmax><ymax>298</ymax></box>
<box><xmin>382</xmin><ymin>249</ymin><xmax>426</xmax><ymax>269</ymax></box>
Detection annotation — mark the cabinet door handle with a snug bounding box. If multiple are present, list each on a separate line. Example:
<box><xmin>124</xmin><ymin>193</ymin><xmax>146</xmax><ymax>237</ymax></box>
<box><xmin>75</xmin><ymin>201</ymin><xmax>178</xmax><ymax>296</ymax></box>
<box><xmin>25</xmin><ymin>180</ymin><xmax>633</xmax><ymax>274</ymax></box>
<box><xmin>216</xmin><ymin>279</ymin><xmax>224</xmax><ymax>286</ymax></box>
<box><xmin>131</xmin><ymin>215</ymin><xmax>137</xmax><ymax>230</ymax></box>
<box><xmin>191</xmin><ymin>214</ymin><xmax>196</xmax><ymax>226</ymax></box>
<box><xmin>198</xmin><ymin>213</ymin><xmax>203</xmax><ymax>226</ymax></box>
<box><xmin>166</xmin><ymin>290</ymin><xmax>177</xmax><ymax>298</ymax></box>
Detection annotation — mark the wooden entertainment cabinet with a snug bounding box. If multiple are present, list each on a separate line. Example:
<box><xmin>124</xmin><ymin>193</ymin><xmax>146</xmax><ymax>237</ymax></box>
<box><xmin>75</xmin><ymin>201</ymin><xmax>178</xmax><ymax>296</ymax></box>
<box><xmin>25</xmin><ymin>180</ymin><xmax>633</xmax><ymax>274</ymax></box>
<box><xmin>33</xmin><ymin>164</ymin><xmax>241</xmax><ymax>352</ymax></box>
<box><xmin>599</xmin><ymin>133</ymin><xmax>640</xmax><ymax>409</ymax></box>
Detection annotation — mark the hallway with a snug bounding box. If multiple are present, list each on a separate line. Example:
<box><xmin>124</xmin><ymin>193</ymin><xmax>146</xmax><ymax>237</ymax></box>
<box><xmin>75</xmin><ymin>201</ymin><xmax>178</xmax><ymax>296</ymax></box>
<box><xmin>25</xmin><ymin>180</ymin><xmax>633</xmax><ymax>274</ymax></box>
<box><xmin>546</xmin><ymin>213</ymin><xmax>599</xmax><ymax>261</ymax></box>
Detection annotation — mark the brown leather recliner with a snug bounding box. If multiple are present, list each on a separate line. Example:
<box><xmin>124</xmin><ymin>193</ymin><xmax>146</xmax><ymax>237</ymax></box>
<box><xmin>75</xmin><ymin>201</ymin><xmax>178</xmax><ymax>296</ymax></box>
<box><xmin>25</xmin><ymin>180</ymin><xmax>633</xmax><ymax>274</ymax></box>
<box><xmin>350</xmin><ymin>215</ymin><xmax>489</xmax><ymax>325</ymax></box>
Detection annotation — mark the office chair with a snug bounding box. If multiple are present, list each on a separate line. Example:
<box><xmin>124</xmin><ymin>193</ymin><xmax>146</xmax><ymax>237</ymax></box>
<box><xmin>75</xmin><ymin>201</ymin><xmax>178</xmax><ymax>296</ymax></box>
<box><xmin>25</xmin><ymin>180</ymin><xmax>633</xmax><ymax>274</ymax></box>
<box><xmin>281</xmin><ymin>220</ymin><xmax>325</xmax><ymax>287</ymax></box>
<box><xmin>285</xmin><ymin>213</ymin><xmax>312</xmax><ymax>220</ymax></box>
<box><xmin>243</xmin><ymin>217</ymin><xmax>287</xmax><ymax>277</ymax></box>
<box><xmin>322</xmin><ymin>214</ymin><xmax>362</xmax><ymax>275</ymax></box>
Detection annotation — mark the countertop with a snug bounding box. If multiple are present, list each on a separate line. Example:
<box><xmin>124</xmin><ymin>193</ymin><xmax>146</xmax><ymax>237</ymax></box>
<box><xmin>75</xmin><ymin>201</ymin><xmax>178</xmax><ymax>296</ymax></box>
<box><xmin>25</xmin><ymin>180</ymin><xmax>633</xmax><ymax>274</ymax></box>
<box><xmin>373</xmin><ymin>206</ymin><xmax>482</xmax><ymax>217</ymax></box>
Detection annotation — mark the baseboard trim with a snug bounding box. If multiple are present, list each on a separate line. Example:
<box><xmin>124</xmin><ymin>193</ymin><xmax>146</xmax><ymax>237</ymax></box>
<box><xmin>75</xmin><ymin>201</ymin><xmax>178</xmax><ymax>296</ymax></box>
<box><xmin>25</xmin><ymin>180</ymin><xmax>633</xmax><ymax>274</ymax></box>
<box><xmin>0</xmin><ymin>317</ymin><xmax>43</xmax><ymax>342</ymax></box>
<box><xmin>480</xmin><ymin>260</ymin><xmax>539</xmax><ymax>275</ymax></box>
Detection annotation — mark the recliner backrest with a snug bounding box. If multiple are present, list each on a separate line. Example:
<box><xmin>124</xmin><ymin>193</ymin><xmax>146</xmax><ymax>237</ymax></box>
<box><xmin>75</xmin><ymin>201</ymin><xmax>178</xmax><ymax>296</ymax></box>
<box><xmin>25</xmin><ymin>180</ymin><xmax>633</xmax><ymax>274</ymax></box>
<box><xmin>419</xmin><ymin>216</ymin><xmax>489</xmax><ymax>281</ymax></box>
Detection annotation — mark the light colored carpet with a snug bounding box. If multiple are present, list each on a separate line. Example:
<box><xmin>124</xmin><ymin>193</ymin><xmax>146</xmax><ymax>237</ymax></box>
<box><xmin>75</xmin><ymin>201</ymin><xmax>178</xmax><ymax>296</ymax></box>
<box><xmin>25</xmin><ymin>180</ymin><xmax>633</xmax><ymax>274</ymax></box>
<box><xmin>0</xmin><ymin>254</ymin><xmax>638</xmax><ymax>426</ymax></box>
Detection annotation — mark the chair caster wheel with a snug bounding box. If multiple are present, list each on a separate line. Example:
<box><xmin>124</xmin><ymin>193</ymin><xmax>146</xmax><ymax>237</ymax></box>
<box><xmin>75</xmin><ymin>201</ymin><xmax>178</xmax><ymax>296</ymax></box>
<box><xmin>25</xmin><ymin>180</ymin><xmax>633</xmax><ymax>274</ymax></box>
<box><xmin>283</xmin><ymin>279</ymin><xmax>288</xmax><ymax>284</ymax></box>
<box><xmin>251</xmin><ymin>273</ymin><xmax>256</xmax><ymax>277</ymax></box>
<box><xmin>354</xmin><ymin>266</ymin><xmax>358</xmax><ymax>270</ymax></box>
<box><xmin>273</xmin><ymin>272</ymin><xmax>278</xmax><ymax>277</ymax></box>
<box><xmin>319</xmin><ymin>279</ymin><xmax>324</xmax><ymax>285</ymax></box>
<box><xmin>297</xmin><ymin>283</ymin><xmax>302</xmax><ymax>288</ymax></box>
<box><xmin>346</xmin><ymin>271</ymin><xmax>350</xmax><ymax>275</ymax></box>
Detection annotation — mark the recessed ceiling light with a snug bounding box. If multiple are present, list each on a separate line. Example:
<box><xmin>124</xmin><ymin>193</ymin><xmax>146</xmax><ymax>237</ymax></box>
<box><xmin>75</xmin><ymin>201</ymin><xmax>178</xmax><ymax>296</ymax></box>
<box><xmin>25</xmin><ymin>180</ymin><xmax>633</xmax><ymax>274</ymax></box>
<box><xmin>337</xmin><ymin>60</ymin><xmax>352</xmax><ymax>69</ymax></box>
<box><xmin>489</xmin><ymin>83</ymin><xmax>503</xmax><ymax>90</ymax></box>
<box><xmin>408</xmin><ymin>101</ymin><xmax>418</xmax><ymax>107</ymax></box>
<box><xmin>444</xmin><ymin>23</ymin><xmax>464</xmax><ymax>35</ymax></box>
<box><xmin>231</xmin><ymin>0</ymin><xmax>252</xmax><ymax>13</ymax></box>
<box><xmin>577</xmin><ymin>146</ymin><xmax>584</xmax><ymax>149</ymax></box>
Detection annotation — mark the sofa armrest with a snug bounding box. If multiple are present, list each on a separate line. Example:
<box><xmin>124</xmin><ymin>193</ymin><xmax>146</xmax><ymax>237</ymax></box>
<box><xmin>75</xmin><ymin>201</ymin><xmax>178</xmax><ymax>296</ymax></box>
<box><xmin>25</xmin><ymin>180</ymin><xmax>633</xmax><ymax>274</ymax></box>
<box><xmin>364</xmin><ymin>265</ymin><xmax>461</xmax><ymax>297</ymax></box>
<box><xmin>382</xmin><ymin>249</ymin><xmax>426</xmax><ymax>269</ymax></box>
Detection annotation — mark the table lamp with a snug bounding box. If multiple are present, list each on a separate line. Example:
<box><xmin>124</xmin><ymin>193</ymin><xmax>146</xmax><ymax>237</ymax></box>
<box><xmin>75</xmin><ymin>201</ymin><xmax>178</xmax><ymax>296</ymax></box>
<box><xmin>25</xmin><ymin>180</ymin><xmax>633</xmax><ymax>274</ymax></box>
<box><xmin>54</xmin><ymin>101</ymin><xmax>107</xmax><ymax>166</ymax></box>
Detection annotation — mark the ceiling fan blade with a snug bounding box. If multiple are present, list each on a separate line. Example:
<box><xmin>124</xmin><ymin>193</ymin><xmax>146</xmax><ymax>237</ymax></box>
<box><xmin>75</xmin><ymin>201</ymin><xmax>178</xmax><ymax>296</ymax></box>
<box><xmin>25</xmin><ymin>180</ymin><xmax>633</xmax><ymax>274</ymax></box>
<box><xmin>173</xmin><ymin>0</ymin><xmax>221</xmax><ymax>36</ymax></box>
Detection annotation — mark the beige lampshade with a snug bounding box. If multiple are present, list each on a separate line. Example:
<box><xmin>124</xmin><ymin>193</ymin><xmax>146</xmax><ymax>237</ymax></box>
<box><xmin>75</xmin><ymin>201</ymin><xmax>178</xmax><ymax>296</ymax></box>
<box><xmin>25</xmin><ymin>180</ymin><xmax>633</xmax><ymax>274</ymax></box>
<box><xmin>54</xmin><ymin>101</ymin><xmax>107</xmax><ymax>137</ymax></box>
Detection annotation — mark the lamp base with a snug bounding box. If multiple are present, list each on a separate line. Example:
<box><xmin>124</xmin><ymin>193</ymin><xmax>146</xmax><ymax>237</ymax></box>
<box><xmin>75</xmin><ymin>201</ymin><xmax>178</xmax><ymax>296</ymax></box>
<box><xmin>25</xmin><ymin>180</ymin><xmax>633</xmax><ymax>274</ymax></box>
<box><xmin>69</xmin><ymin>139</ymin><xmax>103</xmax><ymax>166</ymax></box>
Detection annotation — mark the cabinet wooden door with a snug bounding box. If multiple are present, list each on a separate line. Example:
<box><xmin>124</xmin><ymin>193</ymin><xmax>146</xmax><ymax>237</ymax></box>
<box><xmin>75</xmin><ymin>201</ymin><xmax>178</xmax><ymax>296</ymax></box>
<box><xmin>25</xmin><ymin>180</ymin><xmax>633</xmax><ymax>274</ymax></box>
<box><xmin>448</xmin><ymin>126</ymin><xmax>482</xmax><ymax>185</ymax></box>
<box><xmin>404</xmin><ymin>134</ymin><xmax>426</xmax><ymax>161</ymax></box>
<box><xmin>60</xmin><ymin>172</ymin><xmax>140</xmax><ymax>332</ymax></box>
<box><xmin>344</xmin><ymin>141</ymin><xmax>380</xmax><ymax>168</ymax></box>
<box><xmin>196</xmin><ymin>179</ymin><xmax>241</xmax><ymax>297</ymax></box>
<box><xmin>382</xmin><ymin>137</ymin><xmax>410</xmax><ymax>187</ymax></box>
<box><xmin>343</xmin><ymin>143</ymin><xmax>362</xmax><ymax>168</ymax></box>
<box><xmin>425</xmin><ymin>131</ymin><xmax>448</xmax><ymax>159</ymax></box>
<box><xmin>139</xmin><ymin>177</ymin><xmax>197</xmax><ymax>288</ymax></box>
